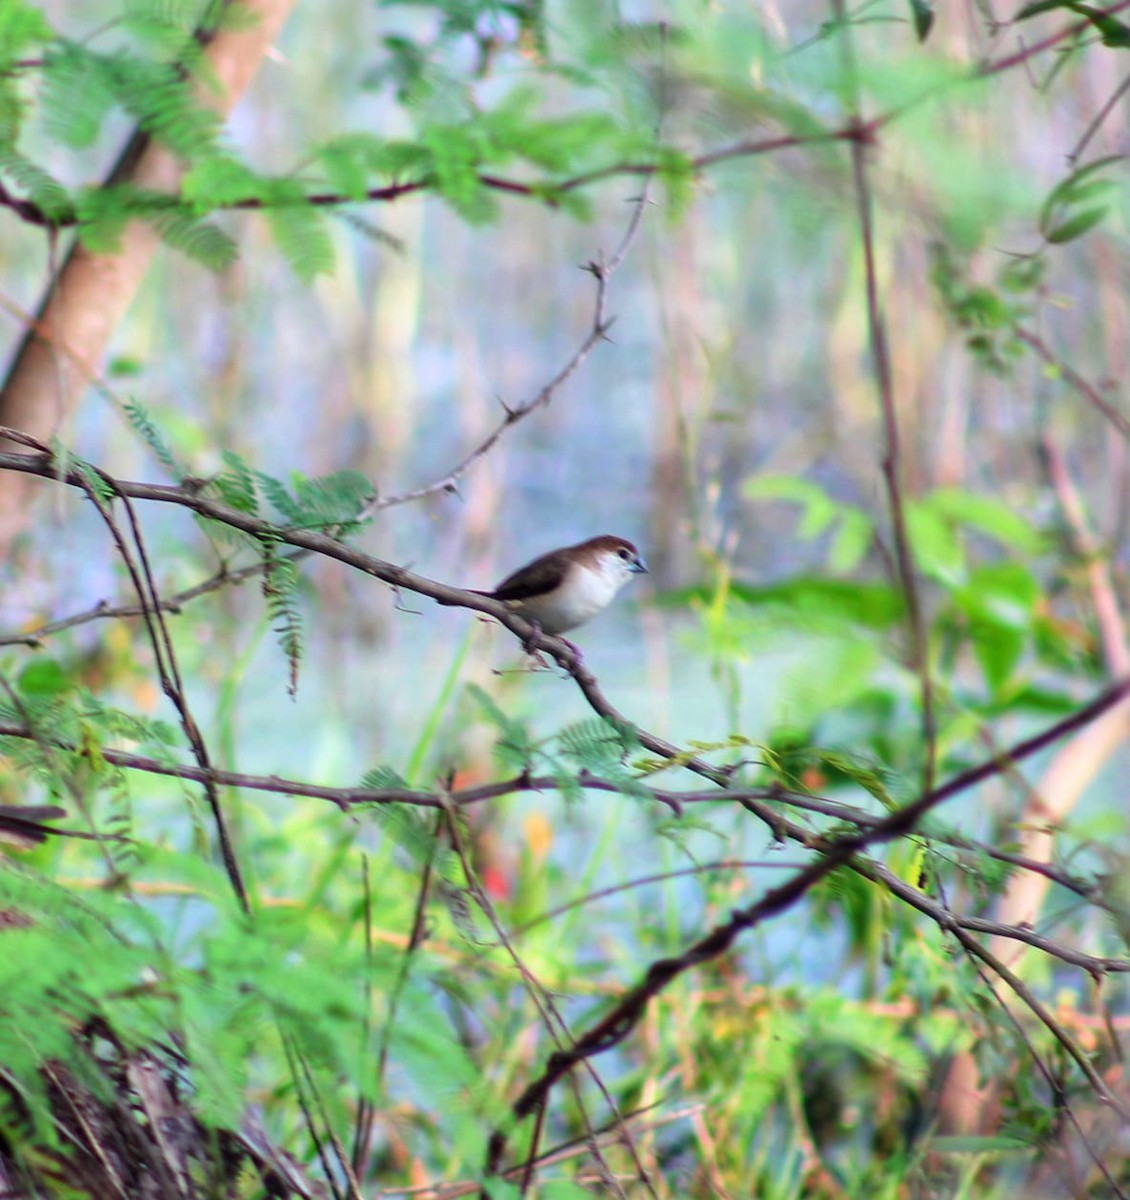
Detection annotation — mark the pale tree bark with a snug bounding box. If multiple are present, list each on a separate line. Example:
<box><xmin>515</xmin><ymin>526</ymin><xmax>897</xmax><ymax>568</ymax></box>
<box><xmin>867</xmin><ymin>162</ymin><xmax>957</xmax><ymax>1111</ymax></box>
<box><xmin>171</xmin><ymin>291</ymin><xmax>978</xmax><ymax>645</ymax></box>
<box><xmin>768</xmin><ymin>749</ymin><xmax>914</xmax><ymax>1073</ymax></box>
<box><xmin>0</xmin><ymin>0</ymin><xmax>299</xmax><ymax>549</ymax></box>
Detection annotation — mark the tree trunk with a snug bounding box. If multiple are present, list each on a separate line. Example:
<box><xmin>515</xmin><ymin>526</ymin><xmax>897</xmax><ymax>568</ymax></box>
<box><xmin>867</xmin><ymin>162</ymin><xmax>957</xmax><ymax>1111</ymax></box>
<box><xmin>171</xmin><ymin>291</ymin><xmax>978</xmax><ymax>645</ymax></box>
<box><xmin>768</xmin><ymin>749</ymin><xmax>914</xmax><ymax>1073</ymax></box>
<box><xmin>0</xmin><ymin>0</ymin><xmax>299</xmax><ymax>548</ymax></box>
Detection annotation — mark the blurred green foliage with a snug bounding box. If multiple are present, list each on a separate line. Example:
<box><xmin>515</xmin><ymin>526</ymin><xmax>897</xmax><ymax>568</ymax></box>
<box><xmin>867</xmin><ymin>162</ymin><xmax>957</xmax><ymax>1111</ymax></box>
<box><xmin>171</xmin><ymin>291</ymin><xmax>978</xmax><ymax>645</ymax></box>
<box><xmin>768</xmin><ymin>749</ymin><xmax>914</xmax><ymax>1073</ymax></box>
<box><xmin>3</xmin><ymin>0</ymin><xmax>1130</xmax><ymax>1197</ymax></box>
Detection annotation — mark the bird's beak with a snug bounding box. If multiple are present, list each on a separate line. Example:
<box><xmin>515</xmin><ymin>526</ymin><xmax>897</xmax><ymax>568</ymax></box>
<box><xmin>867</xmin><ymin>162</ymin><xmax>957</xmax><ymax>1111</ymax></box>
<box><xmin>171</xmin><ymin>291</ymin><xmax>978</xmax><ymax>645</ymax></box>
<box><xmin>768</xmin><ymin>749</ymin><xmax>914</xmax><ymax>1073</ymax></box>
<box><xmin>630</xmin><ymin>554</ymin><xmax>648</xmax><ymax>574</ymax></box>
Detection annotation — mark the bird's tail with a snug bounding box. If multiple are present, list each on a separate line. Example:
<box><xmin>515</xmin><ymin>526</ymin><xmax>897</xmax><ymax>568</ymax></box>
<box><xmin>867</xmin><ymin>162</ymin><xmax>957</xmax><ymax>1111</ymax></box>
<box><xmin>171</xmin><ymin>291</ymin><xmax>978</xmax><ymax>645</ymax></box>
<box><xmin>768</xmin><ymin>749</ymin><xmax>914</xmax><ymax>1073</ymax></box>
<box><xmin>437</xmin><ymin>589</ymin><xmax>490</xmax><ymax>607</ymax></box>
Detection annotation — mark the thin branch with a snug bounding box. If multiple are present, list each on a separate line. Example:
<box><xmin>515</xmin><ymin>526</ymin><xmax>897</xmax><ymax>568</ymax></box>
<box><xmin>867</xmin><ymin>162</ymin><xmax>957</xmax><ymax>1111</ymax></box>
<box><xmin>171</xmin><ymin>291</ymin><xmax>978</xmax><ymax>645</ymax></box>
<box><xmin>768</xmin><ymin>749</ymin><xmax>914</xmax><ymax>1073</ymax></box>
<box><xmin>1068</xmin><ymin>69</ymin><xmax>1130</xmax><ymax>164</ymax></box>
<box><xmin>441</xmin><ymin>804</ymin><xmax>647</xmax><ymax>1200</ymax></box>
<box><xmin>1</xmin><ymin>194</ymin><xmax>650</xmax><ymax>652</ymax></box>
<box><xmin>1016</xmin><ymin>325</ymin><xmax>1130</xmax><ymax>442</ymax></box>
<box><xmin>832</xmin><ymin>0</ymin><xmax>937</xmax><ymax>795</ymax></box>
<box><xmin>934</xmin><ymin>874</ymin><xmax>1130</xmax><ymax>1198</ymax></box>
<box><xmin>374</xmin><ymin>184</ymin><xmax>649</xmax><ymax>511</ymax></box>
<box><xmin>0</xmin><ymin>556</ymin><xmax>270</xmax><ymax>648</ymax></box>
<box><xmin>73</xmin><ymin>461</ymin><xmax>250</xmax><ymax>914</ymax></box>
<box><xmin>3</xmin><ymin>435</ymin><xmax>1129</xmax><ymax>807</ymax></box>
<box><xmin>956</xmin><ymin>928</ymin><xmax>1130</xmax><ymax>1119</ymax></box>
<box><xmin>482</xmin><ymin>674</ymin><xmax>1130</xmax><ymax>1173</ymax></box>
<box><xmin>4</xmin><ymin>0</ymin><xmax>1127</xmax><ymax>234</ymax></box>
<box><xmin>978</xmin><ymin>2</ymin><xmax>1130</xmax><ymax>79</ymax></box>
<box><xmin>0</xmin><ymin>724</ymin><xmax>1114</xmax><ymax>924</ymax></box>
<box><xmin>0</xmin><ymin>436</ymin><xmax>727</xmax><ymax>788</ymax></box>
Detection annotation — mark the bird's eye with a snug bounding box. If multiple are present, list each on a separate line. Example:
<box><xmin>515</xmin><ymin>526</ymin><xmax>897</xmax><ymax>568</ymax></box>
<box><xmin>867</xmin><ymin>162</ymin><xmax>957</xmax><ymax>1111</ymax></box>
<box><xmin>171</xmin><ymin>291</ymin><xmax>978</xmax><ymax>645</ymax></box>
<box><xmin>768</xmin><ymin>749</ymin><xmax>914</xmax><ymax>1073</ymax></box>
<box><xmin>618</xmin><ymin>548</ymin><xmax>630</xmax><ymax>559</ymax></box>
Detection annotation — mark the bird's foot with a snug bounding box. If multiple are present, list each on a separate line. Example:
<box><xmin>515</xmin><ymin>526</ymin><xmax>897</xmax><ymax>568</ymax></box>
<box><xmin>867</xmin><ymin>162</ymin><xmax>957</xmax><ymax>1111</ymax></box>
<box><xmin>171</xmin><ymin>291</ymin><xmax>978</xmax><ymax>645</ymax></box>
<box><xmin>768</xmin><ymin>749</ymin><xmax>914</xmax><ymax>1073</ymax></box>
<box><xmin>560</xmin><ymin>636</ymin><xmax>583</xmax><ymax>664</ymax></box>
<box><xmin>520</xmin><ymin>621</ymin><xmax>553</xmax><ymax>668</ymax></box>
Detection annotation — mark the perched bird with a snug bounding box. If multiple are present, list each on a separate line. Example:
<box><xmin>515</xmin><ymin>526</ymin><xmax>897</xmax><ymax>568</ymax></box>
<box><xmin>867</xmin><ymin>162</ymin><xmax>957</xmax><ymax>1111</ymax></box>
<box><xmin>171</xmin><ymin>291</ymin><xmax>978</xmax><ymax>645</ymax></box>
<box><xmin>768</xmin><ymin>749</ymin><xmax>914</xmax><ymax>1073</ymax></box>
<box><xmin>440</xmin><ymin>535</ymin><xmax>648</xmax><ymax>636</ymax></box>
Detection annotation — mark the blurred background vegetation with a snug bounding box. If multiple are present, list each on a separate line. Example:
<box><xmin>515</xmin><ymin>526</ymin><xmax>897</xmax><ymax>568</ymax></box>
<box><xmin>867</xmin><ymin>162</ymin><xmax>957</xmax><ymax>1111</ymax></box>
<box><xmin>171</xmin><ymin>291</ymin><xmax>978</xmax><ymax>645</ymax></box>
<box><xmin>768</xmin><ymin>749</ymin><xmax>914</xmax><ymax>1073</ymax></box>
<box><xmin>3</xmin><ymin>0</ymin><xmax>1130</xmax><ymax>1196</ymax></box>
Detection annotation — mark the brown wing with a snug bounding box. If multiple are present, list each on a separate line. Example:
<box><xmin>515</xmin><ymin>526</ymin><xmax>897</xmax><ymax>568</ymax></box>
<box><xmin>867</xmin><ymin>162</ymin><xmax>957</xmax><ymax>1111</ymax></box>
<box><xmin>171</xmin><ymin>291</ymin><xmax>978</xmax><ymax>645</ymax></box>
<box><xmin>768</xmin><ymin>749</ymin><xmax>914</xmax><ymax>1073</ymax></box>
<box><xmin>490</xmin><ymin>549</ymin><xmax>570</xmax><ymax>602</ymax></box>
<box><xmin>436</xmin><ymin>588</ymin><xmax>490</xmax><ymax>607</ymax></box>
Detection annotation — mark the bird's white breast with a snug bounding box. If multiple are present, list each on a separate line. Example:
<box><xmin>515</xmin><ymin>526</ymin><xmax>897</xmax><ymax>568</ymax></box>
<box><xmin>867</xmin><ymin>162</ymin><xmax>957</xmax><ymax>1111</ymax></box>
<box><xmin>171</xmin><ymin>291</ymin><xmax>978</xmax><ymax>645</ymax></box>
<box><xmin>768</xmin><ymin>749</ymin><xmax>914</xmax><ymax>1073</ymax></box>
<box><xmin>512</xmin><ymin>557</ymin><xmax>627</xmax><ymax>634</ymax></box>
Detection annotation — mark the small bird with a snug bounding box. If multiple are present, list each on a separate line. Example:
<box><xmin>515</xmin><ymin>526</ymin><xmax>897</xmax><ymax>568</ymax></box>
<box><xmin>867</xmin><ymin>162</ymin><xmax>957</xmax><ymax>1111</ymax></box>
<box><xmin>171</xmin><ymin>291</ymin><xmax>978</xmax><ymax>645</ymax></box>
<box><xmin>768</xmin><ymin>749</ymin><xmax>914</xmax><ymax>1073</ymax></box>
<box><xmin>440</xmin><ymin>535</ymin><xmax>648</xmax><ymax>637</ymax></box>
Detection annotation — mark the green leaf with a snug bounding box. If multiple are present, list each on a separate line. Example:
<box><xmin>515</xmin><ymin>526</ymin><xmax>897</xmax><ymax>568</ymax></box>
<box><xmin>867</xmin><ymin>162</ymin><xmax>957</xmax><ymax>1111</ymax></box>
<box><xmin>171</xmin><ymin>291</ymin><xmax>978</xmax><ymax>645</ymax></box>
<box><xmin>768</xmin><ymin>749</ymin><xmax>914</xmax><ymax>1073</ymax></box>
<box><xmin>828</xmin><ymin>508</ymin><xmax>874</xmax><ymax>571</ymax></box>
<box><xmin>745</xmin><ymin>474</ymin><xmax>836</xmax><ymax>538</ymax></box>
<box><xmin>744</xmin><ymin>474</ymin><xmax>827</xmax><ymax>505</ymax></box>
<box><xmin>1046</xmin><ymin>205</ymin><xmax>1111</xmax><ymax>243</ymax></box>
<box><xmin>109</xmin><ymin>52</ymin><xmax>221</xmax><ymax>158</ymax></box>
<box><xmin>908</xmin><ymin>0</ymin><xmax>934</xmax><ymax>41</ymax></box>
<box><xmin>1039</xmin><ymin>157</ymin><xmax>1123</xmax><ymax>243</ymax></box>
<box><xmin>78</xmin><ymin>186</ymin><xmax>221</xmax><ymax>256</ymax></box>
<box><xmin>1015</xmin><ymin>0</ymin><xmax>1072</xmax><ymax>15</ymax></box>
<box><xmin>0</xmin><ymin>2</ymin><xmax>51</xmax><ymax>68</ymax></box>
<box><xmin>727</xmin><ymin>578</ymin><xmax>904</xmax><ymax>629</ymax></box>
<box><xmin>557</xmin><ymin>717</ymin><xmax>636</xmax><ymax>769</ymax></box>
<box><xmin>956</xmin><ymin>563</ymin><xmax>1040</xmax><ymax>630</ymax></box>
<box><xmin>1015</xmin><ymin>0</ymin><xmax>1074</xmax><ymax>16</ymax></box>
<box><xmin>1015</xmin><ymin>1</ymin><xmax>1130</xmax><ymax>42</ymax></box>
<box><xmin>73</xmin><ymin>185</ymin><xmax>127</xmax><ymax>253</ymax></box>
<box><xmin>261</xmin><ymin>540</ymin><xmax>303</xmax><ymax>696</ymax></box>
<box><xmin>466</xmin><ymin>683</ymin><xmax>533</xmax><ymax>771</ymax></box>
<box><xmin>18</xmin><ymin>659</ymin><xmax>70</xmax><ymax>697</ymax></box>
<box><xmin>182</xmin><ymin>154</ymin><xmax>268</xmax><ymax>208</ymax></box>
<box><xmin>290</xmin><ymin>469</ymin><xmax>374</xmax><ymax>527</ymax></box>
<box><xmin>122</xmin><ymin>397</ymin><xmax>181</xmax><ymax>473</ymax></box>
<box><xmin>360</xmin><ymin>764</ymin><xmax>410</xmax><ymax>790</ymax></box>
<box><xmin>255</xmin><ymin>473</ymin><xmax>303</xmax><ymax>523</ymax></box>
<box><xmin>0</xmin><ymin>152</ymin><xmax>73</xmax><ymax>223</ymax></box>
<box><xmin>143</xmin><ymin>204</ymin><xmax>237</xmax><ymax>270</ymax></box>
<box><xmin>421</xmin><ymin>123</ymin><xmax>498</xmax><ymax>222</ymax></box>
<box><xmin>970</xmin><ymin>621</ymin><xmax>1024</xmax><ymax>694</ymax></box>
<box><xmin>931</xmin><ymin>1135</ymin><xmax>1031</xmax><ymax>1153</ymax></box>
<box><xmin>906</xmin><ymin>501</ymin><xmax>965</xmax><ymax>584</ymax></box>
<box><xmin>40</xmin><ymin>43</ymin><xmax>117</xmax><ymax>148</ymax></box>
<box><xmin>926</xmin><ymin>489</ymin><xmax>1044</xmax><ymax>553</ymax></box>
<box><xmin>981</xmin><ymin>685</ymin><xmax>1078</xmax><ymax>715</ymax></box>
<box><xmin>215</xmin><ymin>450</ymin><xmax>259</xmax><ymax>514</ymax></box>
<box><xmin>368</xmin><ymin>802</ymin><xmax>441</xmax><ymax>867</ymax></box>
<box><xmin>67</xmin><ymin>453</ymin><xmax>116</xmax><ymax>505</ymax></box>
<box><xmin>265</xmin><ymin>202</ymin><xmax>336</xmax><ymax>282</ymax></box>
<box><xmin>814</xmin><ymin>749</ymin><xmax>897</xmax><ymax>809</ymax></box>
<box><xmin>316</xmin><ymin>133</ymin><xmax>381</xmax><ymax>199</ymax></box>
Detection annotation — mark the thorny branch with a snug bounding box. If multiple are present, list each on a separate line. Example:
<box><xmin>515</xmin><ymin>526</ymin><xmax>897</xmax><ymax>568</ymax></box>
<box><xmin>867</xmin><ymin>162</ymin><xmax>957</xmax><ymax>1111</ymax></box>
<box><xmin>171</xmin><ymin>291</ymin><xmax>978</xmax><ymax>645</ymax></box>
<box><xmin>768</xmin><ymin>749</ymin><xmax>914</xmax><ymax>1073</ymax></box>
<box><xmin>0</xmin><ymin>719</ymin><xmax>1118</xmax><ymax>945</ymax></box>
<box><xmin>372</xmin><ymin>182</ymin><xmax>650</xmax><ymax>511</ymax></box>
<box><xmin>480</xmin><ymin>674</ymin><xmax>1130</xmax><ymax>1176</ymax></box>
<box><xmin>4</xmin><ymin>8</ymin><xmax>1130</xmax><ymax>1185</ymax></box>
<box><xmin>0</xmin><ymin>190</ymin><xmax>650</xmax><ymax>653</ymax></box>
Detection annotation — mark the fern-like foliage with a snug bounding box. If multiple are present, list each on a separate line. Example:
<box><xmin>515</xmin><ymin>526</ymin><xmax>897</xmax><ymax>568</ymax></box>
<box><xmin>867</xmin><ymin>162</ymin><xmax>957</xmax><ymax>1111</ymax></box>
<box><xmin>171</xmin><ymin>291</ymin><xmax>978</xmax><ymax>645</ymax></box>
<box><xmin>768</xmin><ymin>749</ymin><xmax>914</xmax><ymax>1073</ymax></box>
<box><xmin>0</xmin><ymin>0</ymin><xmax>50</xmax><ymax>77</ymax></box>
<box><xmin>66</xmin><ymin>450</ymin><xmax>117</xmax><ymax>506</ymax></box>
<box><xmin>182</xmin><ymin>160</ymin><xmax>338</xmax><ymax>281</ymax></box>
<box><xmin>214</xmin><ymin>449</ymin><xmax>260</xmax><ymax>514</ymax></box>
<box><xmin>556</xmin><ymin>715</ymin><xmax>637</xmax><ymax>769</ymax></box>
<box><xmin>264</xmin><ymin>199</ymin><xmax>336</xmax><ymax>285</ymax></box>
<box><xmin>76</xmin><ymin>688</ymin><xmax>179</xmax><ymax>751</ymax></box>
<box><xmin>75</xmin><ymin>184</ymin><xmax>236</xmax><ymax>267</ymax></box>
<box><xmin>260</xmin><ymin>535</ymin><xmax>303</xmax><ymax>697</ymax></box>
<box><xmin>0</xmin><ymin>150</ymin><xmax>73</xmax><ymax>222</ymax></box>
<box><xmin>361</xmin><ymin>766</ymin><xmax>445</xmax><ymax>867</ymax></box>
<box><xmin>122</xmin><ymin>396</ymin><xmax>182</xmax><ymax>474</ymax></box>
<box><xmin>257</xmin><ymin>467</ymin><xmax>374</xmax><ymax>534</ymax></box>
<box><xmin>140</xmin><ymin>199</ymin><xmax>237</xmax><ymax>269</ymax></box>
<box><xmin>0</xmin><ymin>670</ymin><xmax>178</xmax><ymax>812</ymax></box>
<box><xmin>466</xmin><ymin>682</ymin><xmax>534</xmax><ymax>772</ymax></box>
<box><xmin>0</xmin><ymin>860</ymin><xmax>411</xmax><ymax>1162</ymax></box>
<box><xmin>41</xmin><ymin>42</ymin><xmax>220</xmax><ymax>157</ymax></box>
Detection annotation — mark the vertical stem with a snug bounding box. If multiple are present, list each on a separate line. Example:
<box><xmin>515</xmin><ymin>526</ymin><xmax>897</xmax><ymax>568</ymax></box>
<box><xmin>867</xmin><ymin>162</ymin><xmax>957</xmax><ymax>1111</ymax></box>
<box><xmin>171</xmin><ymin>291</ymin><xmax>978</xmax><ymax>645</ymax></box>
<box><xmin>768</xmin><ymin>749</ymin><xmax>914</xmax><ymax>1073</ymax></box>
<box><xmin>832</xmin><ymin>0</ymin><xmax>937</xmax><ymax>793</ymax></box>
